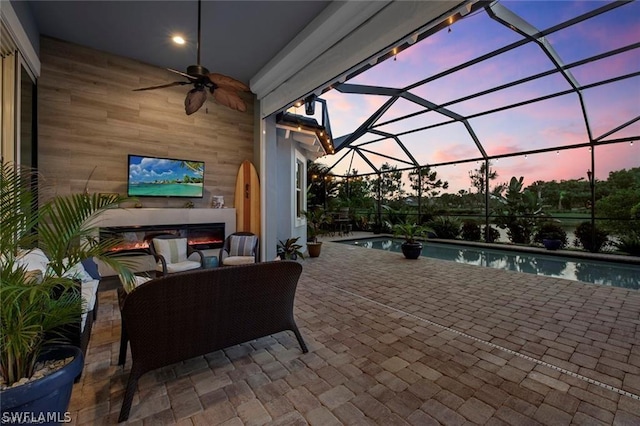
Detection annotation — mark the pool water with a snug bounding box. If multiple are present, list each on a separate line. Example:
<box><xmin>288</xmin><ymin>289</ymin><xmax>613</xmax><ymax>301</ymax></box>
<box><xmin>339</xmin><ymin>237</ymin><xmax>639</xmax><ymax>290</ymax></box>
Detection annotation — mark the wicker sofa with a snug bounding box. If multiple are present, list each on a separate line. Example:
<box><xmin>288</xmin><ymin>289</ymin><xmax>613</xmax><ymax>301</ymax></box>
<box><xmin>116</xmin><ymin>260</ymin><xmax>308</xmax><ymax>422</ymax></box>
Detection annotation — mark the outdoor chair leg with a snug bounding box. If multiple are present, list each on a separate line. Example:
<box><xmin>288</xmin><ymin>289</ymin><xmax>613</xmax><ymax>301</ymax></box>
<box><xmin>291</xmin><ymin>326</ymin><xmax>308</xmax><ymax>353</ymax></box>
<box><xmin>118</xmin><ymin>369</ymin><xmax>141</xmax><ymax>422</ymax></box>
<box><xmin>118</xmin><ymin>327</ymin><xmax>128</xmax><ymax>366</ymax></box>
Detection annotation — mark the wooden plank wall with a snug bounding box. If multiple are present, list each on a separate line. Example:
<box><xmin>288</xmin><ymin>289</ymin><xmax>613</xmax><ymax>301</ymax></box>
<box><xmin>37</xmin><ymin>37</ymin><xmax>254</xmax><ymax>208</ymax></box>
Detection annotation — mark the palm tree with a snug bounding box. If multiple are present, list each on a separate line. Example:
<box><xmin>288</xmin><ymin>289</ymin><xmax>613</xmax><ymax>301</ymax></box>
<box><xmin>469</xmin><ymin>161</ymin><xmax>498</xmax><ymax>194</ymax></box>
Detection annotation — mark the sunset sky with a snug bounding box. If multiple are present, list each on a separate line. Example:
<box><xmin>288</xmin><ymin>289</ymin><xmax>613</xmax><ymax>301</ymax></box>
<box><xmin>316</xmin><ymin>0</ymin><xmax>639</xmax><ymax>194</ymax></box>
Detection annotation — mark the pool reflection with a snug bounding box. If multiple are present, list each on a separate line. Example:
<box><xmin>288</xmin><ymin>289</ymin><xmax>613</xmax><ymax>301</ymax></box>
<box><xmin>344</xmin><ymin>238</ymin><xmax>638</xmax><ymax>289</ymax></box>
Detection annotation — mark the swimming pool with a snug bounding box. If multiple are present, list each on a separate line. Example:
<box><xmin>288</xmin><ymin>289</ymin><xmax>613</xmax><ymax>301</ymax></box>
<box><xmin>338</xmin><ymin>237</ymin><xmax>639</xmax><ymax>290</ymax></box>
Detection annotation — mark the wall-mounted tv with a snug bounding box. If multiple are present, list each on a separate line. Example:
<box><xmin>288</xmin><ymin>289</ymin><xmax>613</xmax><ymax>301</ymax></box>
<box><xmin>127</xmin><ymin>155</ymin><xmax>204</xmax><ymax>198</ymax></box>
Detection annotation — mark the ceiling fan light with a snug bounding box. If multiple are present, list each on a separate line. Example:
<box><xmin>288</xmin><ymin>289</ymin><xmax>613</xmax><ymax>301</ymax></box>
<box><xmin>172</xmin><ymin>35</ymin><xmax>186</xmax><ymax>45</ymax></box>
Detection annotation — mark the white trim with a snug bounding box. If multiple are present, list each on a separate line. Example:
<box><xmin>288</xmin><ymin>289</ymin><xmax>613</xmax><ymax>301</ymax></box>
<box><xmin>259</xmin><ymin>112</ymin><xmax>266</xmax><ymax>262</ymax></box>
<box><xmin>256</xmin><ymin>1</ymin><xmax>463</xmax><ymax>118</ymax></box>
<box><xmin>294</xmin><ymin>149</ymin><xmax>306</xmax><ymax>228</ymax></box>
<box><xmin>0</xmin><ymin>1</ymin><xmax>40</xmax><ymax>78</ymax></box>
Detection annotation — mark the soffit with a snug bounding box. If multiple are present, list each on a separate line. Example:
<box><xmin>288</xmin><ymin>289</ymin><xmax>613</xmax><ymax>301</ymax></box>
<box><xmin>26</xmin><ymin>0</ymin><xmax>330</xmax><ymax>85</ymax></box>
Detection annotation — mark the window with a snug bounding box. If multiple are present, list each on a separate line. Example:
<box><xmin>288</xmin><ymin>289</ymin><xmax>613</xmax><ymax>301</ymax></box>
<box><xmin>295</xmin><ymin>157</ymin><xmax>304</xmax><ymax>219</ymax></box>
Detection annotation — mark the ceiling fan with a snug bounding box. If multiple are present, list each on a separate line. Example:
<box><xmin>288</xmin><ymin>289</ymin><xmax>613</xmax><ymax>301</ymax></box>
<box><xmin>133</xmin><ymin>0</ymin><xmax>250</xmax><ymax>115</ymax></box>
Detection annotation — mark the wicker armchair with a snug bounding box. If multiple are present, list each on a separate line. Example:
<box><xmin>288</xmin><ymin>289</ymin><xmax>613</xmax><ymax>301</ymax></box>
<box><xmin>219</xmin><ymin>232</ymin><xmax>259</xmax><ymax>265</ymax></box>
<box><xmin>148</xmin><ymin>234</ymin><xmax>204</xmax><ymax>276</ymax></box>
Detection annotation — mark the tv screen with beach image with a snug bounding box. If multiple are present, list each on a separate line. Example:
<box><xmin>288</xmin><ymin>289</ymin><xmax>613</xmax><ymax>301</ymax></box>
<box><xmin>127</xmin><ymin>155</ymin><xmax>204</xmax><ymax>198</ymax></box>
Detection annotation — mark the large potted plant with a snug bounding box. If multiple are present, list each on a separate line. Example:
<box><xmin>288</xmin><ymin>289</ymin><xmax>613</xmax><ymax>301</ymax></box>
<box><xmin>391</xmin><ymin>221</ymin><xmax>433</xmax><ymax>259</ymax></box>
<box><xmin>0</xmin><ymin>162</ymin><xmax>133</xmax><ymax>420</ymax></box>
<box><xmin>304</xmin><ymin>209</ymin><xmax>328</xmax><ymax>257</ymax></box>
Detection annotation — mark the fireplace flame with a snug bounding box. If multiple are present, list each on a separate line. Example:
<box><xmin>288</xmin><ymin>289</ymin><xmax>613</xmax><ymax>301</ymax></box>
<box><xmin>108</xmin><ymin>238</ymin><xmax>223</xmax><ymax>253</ymax></box>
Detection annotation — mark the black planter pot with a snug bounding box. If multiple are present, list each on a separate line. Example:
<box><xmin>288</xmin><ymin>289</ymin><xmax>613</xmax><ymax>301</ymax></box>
<box><xmin>543</xmin><ymin>239</ymin><xmax>562</xmax><ymax>250</ymax></box>
<box><xmin>1</xmin><ymin>345</ymin><xmax>83</xmax><ymax>425</ymax></box>
<box><xmin>401</xmin><ymin>242</ymin><xmax>423</xmax><ymax>259</ymax></box>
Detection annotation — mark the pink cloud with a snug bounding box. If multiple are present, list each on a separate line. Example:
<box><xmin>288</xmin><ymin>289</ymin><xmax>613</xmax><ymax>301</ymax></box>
<box><xmin>431</xmin><ymin>144</ymin><xmax>478</xmax><ymax>163</ymax></box>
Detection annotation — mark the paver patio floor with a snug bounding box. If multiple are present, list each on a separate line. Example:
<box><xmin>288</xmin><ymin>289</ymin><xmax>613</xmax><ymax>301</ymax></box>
<box><xmin>70</xmin><ymin>241</ymin><xmax>640</xmax><ymax>425</ymax></box>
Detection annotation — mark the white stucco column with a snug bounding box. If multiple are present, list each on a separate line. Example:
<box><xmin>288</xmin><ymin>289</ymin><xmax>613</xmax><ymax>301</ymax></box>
<box><xmin>260</xmin><ymin>115</ymin><xmax>279</xmax><ymax>261</ymax></box>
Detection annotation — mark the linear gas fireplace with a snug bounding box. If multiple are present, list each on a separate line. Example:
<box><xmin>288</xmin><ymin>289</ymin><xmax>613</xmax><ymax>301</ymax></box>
<box><xmin>101</xmin><ymin>223</ymin><xmax>225</xmax><ymax>254</ymax></box>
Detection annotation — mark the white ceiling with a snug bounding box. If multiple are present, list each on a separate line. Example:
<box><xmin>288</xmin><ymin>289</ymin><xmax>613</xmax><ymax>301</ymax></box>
<box><xmin>26</xmin><ymin>0</ymin><xmax>331</xmax><ymax>86</ymax></box>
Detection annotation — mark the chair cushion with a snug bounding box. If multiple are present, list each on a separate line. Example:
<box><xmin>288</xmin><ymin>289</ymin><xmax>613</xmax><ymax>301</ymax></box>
<box><xmin>81</xmin><ymin>282</ymin><xmax>98</xmax><ymax>312</ymax></box>
<box><xmin>153</xmin><ymin>238</ymin><xmax>188</xmax><ymax>263</ymax></box>
<box><xmin>133</xmin><ymin>275</ymin><xmax>152</xmax><ymax>287</ymax></box>
<box><xmin>16</xmin><ymin>248</ymin><xmax>49</xmax><ymax>275</ymax></box>
<box><xmin>118</xmin><ymin>274</ymin><xmax>152</xmax><ymax>289</ymax></box>
<box><xmin>81</xmin><ymin>257</ymin><xmax>101</xmax><ymax>279</ymax></box>
<box><xmin>156</xmin><ymin>260</ymin><xmax>201</xmax><ymax>273</ymax></box>
<box><xmin>63</xmin><ymin>259</ymin><xmax>95</xmax><ymax>283</ymax></box>
<box><xmin>222</xmin><ymin>256</ymin><xmax>255</xmax><ymax>266</ymax></box>
<box><xmin>229</xmin><ymin>235</ymin><xmax>257</xmax><ymax>257</ymax></box>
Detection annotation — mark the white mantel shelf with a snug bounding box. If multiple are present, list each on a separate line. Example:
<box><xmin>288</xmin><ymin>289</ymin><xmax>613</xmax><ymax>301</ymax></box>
<box><xmin>95</xmin><ymin>208</ymin><xmax>236</xmax><ymax>235</ymax></box>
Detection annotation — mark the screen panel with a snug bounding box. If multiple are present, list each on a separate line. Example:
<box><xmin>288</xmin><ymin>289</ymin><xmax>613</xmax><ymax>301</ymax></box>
<box><xmin>128</xmin><ymin>155</ymin><xmax>205</xmax><ymax>198</ymax></box>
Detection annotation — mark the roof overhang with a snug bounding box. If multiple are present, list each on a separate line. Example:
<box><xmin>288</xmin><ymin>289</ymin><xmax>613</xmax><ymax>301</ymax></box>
<box><xmin>276</xmin><ymin>112</ymin><xmax>334</xmax><ymax>159</ymax></box>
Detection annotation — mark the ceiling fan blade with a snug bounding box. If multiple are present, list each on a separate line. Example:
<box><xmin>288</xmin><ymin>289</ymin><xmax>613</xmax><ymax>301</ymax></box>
<box><xmin>133</xmin><ymin>81</ymin><xmax>190</xmax><ymax>91</ymax></box>
<box><xmin>208</xmin><ymin>73</ymin><xmax>250</xmax><ymax>92</ymax></box>
<box><xmin>168</xmin><ymin>68</ymin><xmax>198</xmax><ymax>81</ymax></box>
<box><xmin>185</xmin><ymin>88</ymin><xmax>208</xmax><ymax>115</ymax></box>
<box><xmin>212</xmin><ymin>87</ymin><xmax>247</xmax><ymax>112</ymax></box>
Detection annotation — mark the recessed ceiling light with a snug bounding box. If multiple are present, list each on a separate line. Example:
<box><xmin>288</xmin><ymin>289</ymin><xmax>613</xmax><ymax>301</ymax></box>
<box><xmin>172</xmin><ymin>36</ymin><xmax>185</xmax><ymax>45</ymax></box>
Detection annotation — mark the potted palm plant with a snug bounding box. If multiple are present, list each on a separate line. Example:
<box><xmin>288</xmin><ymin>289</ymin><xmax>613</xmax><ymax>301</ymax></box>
<box><xmin>0</xmin><ymin>162</ymin><xmax>134</xmax><ymax>420</ymax></box>
<box><xmin>391</xmin><ymin>220</ymin><xmax>433</xmax><ymax>259</ymax></box>
<box><xmin>304</xmin><ymin>209</ymin><xmax>328</xmax><ymax>257</ymax></box>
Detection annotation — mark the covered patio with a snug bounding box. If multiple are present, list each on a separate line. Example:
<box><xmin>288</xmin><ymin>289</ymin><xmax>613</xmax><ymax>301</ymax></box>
<box><xmin>71</xmin><ymin>241</ymin><xmax>639</xmax><ymax>424</ymax></box>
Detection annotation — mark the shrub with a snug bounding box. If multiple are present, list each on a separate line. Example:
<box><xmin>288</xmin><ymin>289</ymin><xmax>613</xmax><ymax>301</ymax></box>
<box><xmin>428</xmin><ymin>216</ymin><xmax>461</xmax><ymax>239</ymax></box>
<box><xmin>483</xmin><ymin>226</ymin><xmax>500</xmax><ymax>243</ymax></box>
<box><xmin>595</xmin><ymin>189</ymin><xmax>640</xmax><ymax>235</ymax></box>
<box><xmin>614</xmin><ymin>231</ymin><xmax>640</xmax><ymax>256</ymax></box>
<box><xmin>461</xmin><ymin>220</ymin><xmax>481</xmax><ymax>241</ymax></box>
<box><xmin>511</xmin><ymin>219</ymin><xmax>537</xmax><ymax>244</ymax></box>
<box><xmin>574</xmin><ymin>221</ymin><xmax>609</xmax><ymax>252</ymax></box>
<box><xmin>533</xmin><ymin>221</ymin><xmax>568</xmax><ymax>249</ymax></box>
